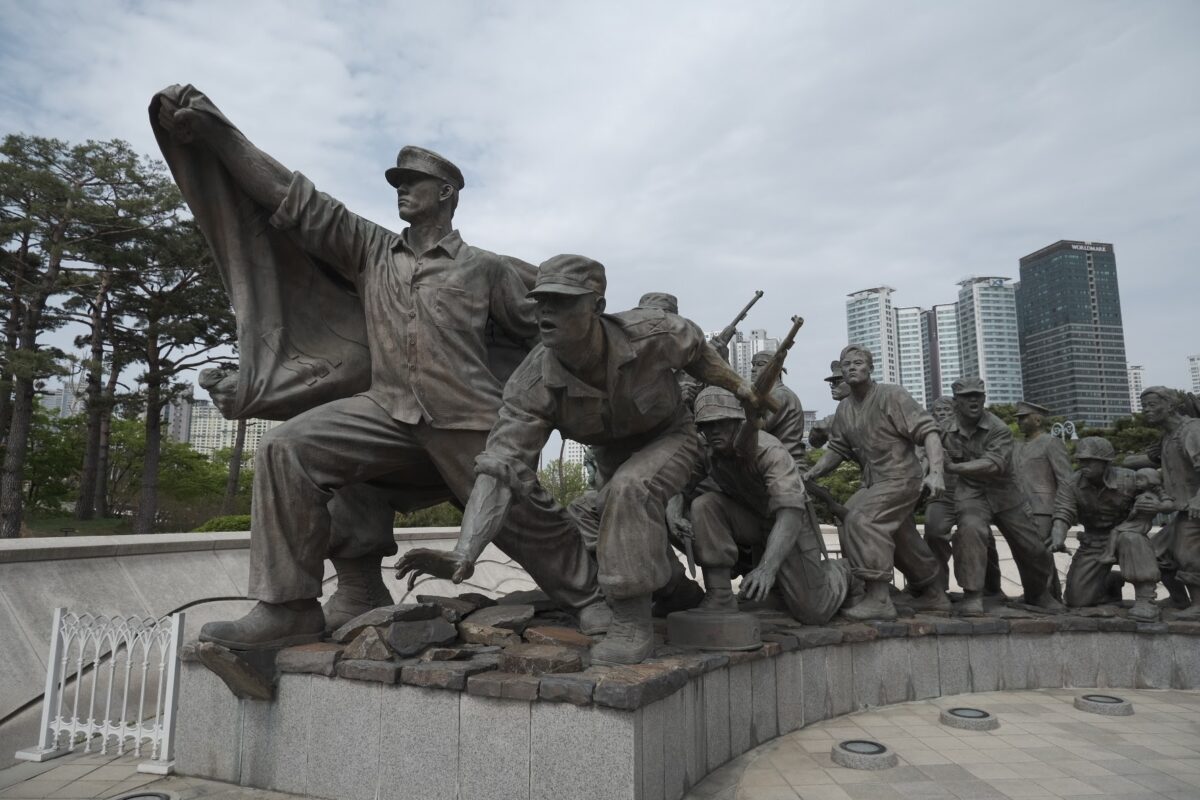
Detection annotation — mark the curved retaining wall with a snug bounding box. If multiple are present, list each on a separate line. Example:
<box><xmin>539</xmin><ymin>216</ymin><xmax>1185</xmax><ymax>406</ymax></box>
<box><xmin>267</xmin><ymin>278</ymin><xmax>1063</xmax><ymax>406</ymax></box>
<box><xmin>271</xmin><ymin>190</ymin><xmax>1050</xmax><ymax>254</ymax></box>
<box><xmin>175</xmin><ymin>615</ymin><xmax>1200</xmax><ymax>800</ymax></box>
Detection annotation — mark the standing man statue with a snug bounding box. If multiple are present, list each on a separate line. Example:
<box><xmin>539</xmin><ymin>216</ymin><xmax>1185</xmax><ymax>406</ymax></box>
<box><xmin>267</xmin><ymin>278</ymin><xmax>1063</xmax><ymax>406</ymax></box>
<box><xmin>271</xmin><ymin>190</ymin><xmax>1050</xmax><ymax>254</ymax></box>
<box><xmin>807</xmin><ymin>359</ymin><xmax>849</xmax><ymax>450</ymax></box>
<box><xmin>685</xmin><ymin>387</ymin><xmax>849</xmax><ymax>624</ymax></box>
<box><xmin>1015</xmin><ymin>400</ymin><xmax>1071</xmax><ymax>599</ymax></box>
<box><xmin>397</xmin><ymin>255</ymin><xmax>768</xmax><ymax>664</ymax></box>
<box><xmin>923</xmin><ymin>397</ymin><xmax>959</xmax><ymax>591</ymax></box>
<box><xmin>1141</xmin><ymin>385</ymin><xmax>1200</xmax><ymax>620</ymax></box>
<box><xmin>802</xmin><ymin>345</ymin><xmax>950</xmax><ymax>620</ymax></box>
<box><xmin>750</xmin><ymin>348</ymin><xmax>806</xmax><ymax>463</ymax></box>
<box><xmin>1050</xmin><ymin>437</ymin><xmax>1161</xmax><ymax>620</ymax></box>
<box><xmin>153</xmin><ymin>86</ymin><xmax>605</xmax><ymax>649</ymax></box>
<box><xmin>940</xmin><ymin>377</ymin><xmax>1062</xmax><ymax>615</ymax></box>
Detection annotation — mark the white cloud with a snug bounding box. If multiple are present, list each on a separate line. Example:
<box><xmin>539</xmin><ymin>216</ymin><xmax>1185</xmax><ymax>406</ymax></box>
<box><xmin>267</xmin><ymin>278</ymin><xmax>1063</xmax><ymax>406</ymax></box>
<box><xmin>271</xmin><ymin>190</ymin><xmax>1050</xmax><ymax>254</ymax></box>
<box><xmin>2</xmin><ymin>0</ymin><xmax>1198</xmax><ymax>416</ymax></box>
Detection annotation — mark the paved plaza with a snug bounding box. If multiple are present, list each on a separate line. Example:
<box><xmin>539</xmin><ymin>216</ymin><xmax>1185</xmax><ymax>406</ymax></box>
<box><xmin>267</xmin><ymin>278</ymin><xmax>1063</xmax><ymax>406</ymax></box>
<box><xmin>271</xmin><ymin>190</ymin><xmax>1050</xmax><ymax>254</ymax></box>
<box><xmin>685</xmin><ymin>689</ymin><xmax>1200</xmax><ymax>800</ymax></box>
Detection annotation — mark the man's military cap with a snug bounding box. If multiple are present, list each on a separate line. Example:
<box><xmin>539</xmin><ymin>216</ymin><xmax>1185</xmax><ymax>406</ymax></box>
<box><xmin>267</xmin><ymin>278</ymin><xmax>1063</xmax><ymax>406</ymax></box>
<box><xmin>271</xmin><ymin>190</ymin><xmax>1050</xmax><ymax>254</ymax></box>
<box><xmin>1076</xmin><ymin>436</ymin><xmax>1116</xmax><ymax>462</ymax></box>
<box><xmin>823</xmin><ymin>359</ymin><xmax>844</xmax><ymax>383</ymax></box>
<box><xmin>694</xmin><ymin>386</ymin><xmax>744</xmax><ymax>424</ymax></box>
<box><xmin>385</xmin><ymin>146</ymin><xmax>465</xmax><ymax>190</ymax></box>
<box><xmin>637</xmin><ymin>292</ymin><xmax>678</xmax><ymax>314</ymax></box>
<box><xmin>529</xmin><ymin>254</ymin><xmax>607</xmax><ymax>299</ymax></box>
<box><xmin>952</xmin><ymin>376</ymin><xmax>987</xmax><ymax>396</ymax></box>
<box><xmin>1015</xmin><ymin>400</ymin><xmax>1051</xmax><ymax>417</ymax></box>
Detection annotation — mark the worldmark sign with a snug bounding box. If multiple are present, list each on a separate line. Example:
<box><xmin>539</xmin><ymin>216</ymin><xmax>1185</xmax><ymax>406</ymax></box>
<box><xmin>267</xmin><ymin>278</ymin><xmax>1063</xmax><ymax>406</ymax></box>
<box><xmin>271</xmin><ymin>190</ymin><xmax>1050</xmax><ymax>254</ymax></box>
<box><xmin>1070</xmin><ymin>243</ymin><xmax>1109</xmax><ymax>253</ymax></box>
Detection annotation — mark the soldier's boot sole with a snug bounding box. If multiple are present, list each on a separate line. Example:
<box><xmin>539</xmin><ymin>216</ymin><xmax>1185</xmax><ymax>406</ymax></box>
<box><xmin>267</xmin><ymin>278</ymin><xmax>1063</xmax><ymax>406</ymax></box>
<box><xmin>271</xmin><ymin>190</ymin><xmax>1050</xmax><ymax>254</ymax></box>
<box><xmin>200</xmin><ymin>600</ymin><xmax>325</xmax><ymax>651</ymax></box>
<box><xmin>841</xmin><ymin>597</ymin><xmax>897</xmax><ymax>622</ymax></box>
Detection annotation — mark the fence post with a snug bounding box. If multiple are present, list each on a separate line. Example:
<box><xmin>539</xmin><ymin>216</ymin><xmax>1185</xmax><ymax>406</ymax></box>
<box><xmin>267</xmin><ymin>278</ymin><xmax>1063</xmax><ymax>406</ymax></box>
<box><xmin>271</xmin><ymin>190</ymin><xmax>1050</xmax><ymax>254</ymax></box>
<box><xmin>138</xmin><ymin>611</ymin><xmax>185</xmax><ymax>775</ymax></box>
<box><xmin>14</xmin><ymin>607</ymin><xmax>68</xmax><ymax>763</ymax></box>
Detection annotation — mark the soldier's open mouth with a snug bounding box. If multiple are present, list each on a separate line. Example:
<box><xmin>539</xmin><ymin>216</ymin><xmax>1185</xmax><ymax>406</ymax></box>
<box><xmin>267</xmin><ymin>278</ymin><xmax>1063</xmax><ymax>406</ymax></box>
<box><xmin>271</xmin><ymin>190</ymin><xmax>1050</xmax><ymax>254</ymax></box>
<box><xmin>539</xmin><ymin>321</ymin><xmax>557</xmax><ymax>332</ymax></box>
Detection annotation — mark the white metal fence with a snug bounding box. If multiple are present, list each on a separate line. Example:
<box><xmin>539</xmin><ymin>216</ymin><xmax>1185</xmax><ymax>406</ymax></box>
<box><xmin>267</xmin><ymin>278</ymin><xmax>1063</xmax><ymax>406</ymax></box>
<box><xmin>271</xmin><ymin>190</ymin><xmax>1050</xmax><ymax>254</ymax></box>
<box><xmin>15</xmin><ymin>608</ymin><xmax>185</xmax><ymax>774</ymax></box>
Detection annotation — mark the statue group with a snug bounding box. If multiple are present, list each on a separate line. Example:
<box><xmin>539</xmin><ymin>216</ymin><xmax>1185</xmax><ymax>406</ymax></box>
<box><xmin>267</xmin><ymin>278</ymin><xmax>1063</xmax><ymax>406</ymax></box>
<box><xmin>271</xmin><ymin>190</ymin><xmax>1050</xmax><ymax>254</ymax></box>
<box><xmin>152</xmin><ymin>86</ymin><xmax>1200</xmax><ymax>673</ymax></box>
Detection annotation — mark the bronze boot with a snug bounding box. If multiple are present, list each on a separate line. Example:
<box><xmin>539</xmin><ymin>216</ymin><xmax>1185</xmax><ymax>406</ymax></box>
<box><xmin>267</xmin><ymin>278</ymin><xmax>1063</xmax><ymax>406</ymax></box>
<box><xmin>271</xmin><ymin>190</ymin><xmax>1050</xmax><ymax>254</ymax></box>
<box><xmin>199</xmin><ymin>600</ymin><xmax>325</xmax><ymax>651</ymax></box>
<box><xmin>323</xmin><ymin>557</ymin><xmax>394</xmax><ymax>633</ymax></box>
<box><xmin>591</xmin><ymin>595</ymin><xmax>655</xmax><ymax>665</ymax></box>
<box><xmin>1129</xmin><ymin>583</ymin><xmax>1160</xmax><ymax>622</ymax></box>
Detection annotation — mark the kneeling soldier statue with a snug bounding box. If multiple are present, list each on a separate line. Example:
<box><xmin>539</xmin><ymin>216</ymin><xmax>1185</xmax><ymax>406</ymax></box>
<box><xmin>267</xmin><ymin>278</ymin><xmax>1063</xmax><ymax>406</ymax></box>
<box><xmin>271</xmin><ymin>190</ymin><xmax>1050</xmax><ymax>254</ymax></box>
<box><xmin>683</xmin><ymin>387</ymin><xmax>851</xmax><ymax>625</ymax></box>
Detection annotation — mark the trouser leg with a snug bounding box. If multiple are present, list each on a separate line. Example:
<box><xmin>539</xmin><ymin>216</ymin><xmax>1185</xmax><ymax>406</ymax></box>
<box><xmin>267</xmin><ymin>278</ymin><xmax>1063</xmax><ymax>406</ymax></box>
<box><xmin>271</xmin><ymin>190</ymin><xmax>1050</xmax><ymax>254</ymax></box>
<box><xmin>249</xmin><ymin>396</ymin><xmax>431</xmax><ymax>603</ymax></box>
<box><xmin>774</xmin><ymin>518</ymin><xmax>851</xmax><ymax>626</ymax></box>
<box><xmin>1064</xmin><ymin>539</ymin><xmax>1110</xmax><ymax>607</ymax></box>
<box><xmin>1114</xmin><ymin>529</ymin><xmax>1161</xmax><ymax>585</ymax></box>
<box><xmin>691</xmin><ymin>492</ymin><xmax>750</xmax><ymax>569</ymax></box>
<box><xmin>891</xmin><ymin>514</ymin><xmax>941</xmax><ymax>591</ymax></box>
<box><xmin>1031</xmin><ymin>513</ymin><xmax>1062</xmax><ymax>599</ymax></box>
<box><xmin>923</xmin><ymin>500</ymin><xmax>955</xmax><ymax>591</ymax></box>
<box><xmin>1173</xmin><ymin>515</ymin><xmax>1200</xmax><ymax>603</ymax></box>
<box><xmin>992</xmin><ymin>504</ymin><xmax>1055</xmax><ymax>602</ymax></box>
<box><xmin>592</xmin><ymin>422</ymin><xmax>703</xmax><ymax>599</ymax></box>
<box><xmin>842</xmin><ymin>478</ymin><xmax>935</xmax><ymax>586</ymax></box>
<box><xmin>418</xmin><ymin>427</ymin><xmax>601</xmax><ymax>611</ymax></box>
<box><xmin>952</xmin><ymin>502</ymin><xmax>991</xmax><ymax>594</ymax></box>
<box><xmin>327</xmin><ymin>482</ymin><xmax>406</xmax><ymax>560</ymax></box>
<box><xmin>984</xmin><ymin>532</ymin><xmax>1004</xmax><ymax>594</ymax></box>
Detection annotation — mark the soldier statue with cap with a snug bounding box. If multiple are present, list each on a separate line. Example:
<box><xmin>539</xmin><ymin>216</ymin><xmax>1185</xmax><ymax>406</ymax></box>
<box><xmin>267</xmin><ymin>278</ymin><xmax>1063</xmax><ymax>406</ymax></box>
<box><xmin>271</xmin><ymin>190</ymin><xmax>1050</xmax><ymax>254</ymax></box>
<box><xmin>1140</xmin><ymin>385</ymin><xmax>1200</xmax><ymax>619</ymax></box>
<box><xmin>802</xmin><ymin>345</ymin><xmax>951</xmax><ymax>620</ymax></box>
<box><xmin>807</xmin><ymin>359</ymin><xmax>850</xmax><ymax>450</ymax></box>
<box><xmin>1051</xmin><ymin>436</ymin><xmax>1162</xmax><ymax>620</ymax></box>
<box><xmin>1014</xmin><ymin>400</ymin><xmax>1072</xmax><ymax>598</ymax></box>
<box><xmin>940</xmin><ymin>377</ymin><xmax>1063</xmax><ymax>615</ymax></box>
<box><xmin>750</xmin><ymin>348</ymin><xmax>806</xmax><ymax>464</ymax></box>
<box><xmin>682</xmin><ymin>386</ymin><xmax>850</xmax><ymax>625</ymax></box>
<box><xmin>153</xmin><ymin>85</ymin><xmax>606</xmax><ymax>650</ymax></box>
<box><xmin>397</xmin><ymin>255</ymin><xmax>770</xmax><ymax>664</ymax></box>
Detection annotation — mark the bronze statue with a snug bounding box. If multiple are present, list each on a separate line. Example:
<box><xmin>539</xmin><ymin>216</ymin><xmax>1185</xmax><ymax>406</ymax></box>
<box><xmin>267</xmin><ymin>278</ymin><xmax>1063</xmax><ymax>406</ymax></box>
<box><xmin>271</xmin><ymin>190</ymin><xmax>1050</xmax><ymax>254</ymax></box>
<box><xmin>807</xmin><ymin>359</ymin><xmax>849</xmax><ymax>450</ymax></box>
<box><xmin>750</xmin><ymin>348</ymin><xmax>806</xmax><ymax>463</ymax></box>
<box><xmin>1140</xmin><ymin>386</ymin><xmax>1200</xmax><ymax>619</ymax></box>
<box><xmin>396</xmin><ymin>255</ymin><xmax>768</xmax><ymax>664</ymax></box>
<box><xmin>802</xmin><ymin>346</ymin><xmax>950</xmax><ymax>620</ymax></box>
<box><xmin>1051</xmin><ymin>437</ymin><xmax>1162</xmax><ymax>621</ymax></box>
<box><xmin>940</xmin><ymin>377</ymin><xmax>1063</xmax><ymax>615</ymax></box>
<box><xmin>153</xmin><ymin>85</ymin><xmax>605</xmax><ymax>649</ymax></box>
<box><xmin>1015</xmin><ymin>400</ymin><xmax>1071</xmax><ymax>599</ymax></box>
<box><xmin>685</xmin><ymin>387</ymin><xmax>849</xmax><ymax>624</ymax></box>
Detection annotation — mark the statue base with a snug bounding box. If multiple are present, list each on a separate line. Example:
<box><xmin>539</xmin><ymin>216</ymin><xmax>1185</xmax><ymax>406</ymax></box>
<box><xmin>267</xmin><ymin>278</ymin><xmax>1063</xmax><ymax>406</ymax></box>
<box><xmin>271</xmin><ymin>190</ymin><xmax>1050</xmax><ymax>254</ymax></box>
<box><xmin>666</xmin><ymin>608</ymin><xmax>762</xmax><ymax>651</ymax></box>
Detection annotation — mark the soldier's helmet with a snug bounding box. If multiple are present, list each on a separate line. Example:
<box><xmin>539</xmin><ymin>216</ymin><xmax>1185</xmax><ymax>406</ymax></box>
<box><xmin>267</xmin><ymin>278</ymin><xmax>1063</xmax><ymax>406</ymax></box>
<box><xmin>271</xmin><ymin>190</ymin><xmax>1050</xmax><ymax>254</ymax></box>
<box><xmin>1075</xmin><ymin>436</ymin><xmax>1116</xmax><ymax>462</ymax></box>
<box><xmin>693</xmin><ymin>387</ymin><xmax>744</xmax><ymax>424</ymax></box>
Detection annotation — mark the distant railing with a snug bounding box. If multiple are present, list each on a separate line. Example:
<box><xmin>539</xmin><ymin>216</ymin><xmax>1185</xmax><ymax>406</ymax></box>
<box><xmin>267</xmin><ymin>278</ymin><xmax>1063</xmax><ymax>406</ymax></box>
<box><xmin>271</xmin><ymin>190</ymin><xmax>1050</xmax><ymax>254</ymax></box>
<box><xmin>15</xmin><ymin>608</ymin><xmax>185</xmax><ymax>775</ymax></box>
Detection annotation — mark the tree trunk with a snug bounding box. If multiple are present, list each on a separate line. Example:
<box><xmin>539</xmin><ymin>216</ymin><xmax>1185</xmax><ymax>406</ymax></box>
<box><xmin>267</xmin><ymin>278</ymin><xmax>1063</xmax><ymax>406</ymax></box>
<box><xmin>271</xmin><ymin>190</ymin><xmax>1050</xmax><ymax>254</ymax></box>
<box><xmin>0</xmin><ymin>374</ymin><xmax>36</xmax><ymax>537</ymax></box>
<box><xmin>94</xmin><ymin>318</ymin><xmax>121</xmax><ymax>518</ymax></box>
<box><xmin>74</xmin><ymin>286</ymin><xmax>110</xmax><ymax>519</ymax></box>
<box><xmin>134</xmin><ymin>331</ymin><xmax>162</xmax><ymax>535</ymax></box>
<box><xmin>221</xmin><ymin>418</ymin><xmax>247</xmax><ymax>516</ymax></box>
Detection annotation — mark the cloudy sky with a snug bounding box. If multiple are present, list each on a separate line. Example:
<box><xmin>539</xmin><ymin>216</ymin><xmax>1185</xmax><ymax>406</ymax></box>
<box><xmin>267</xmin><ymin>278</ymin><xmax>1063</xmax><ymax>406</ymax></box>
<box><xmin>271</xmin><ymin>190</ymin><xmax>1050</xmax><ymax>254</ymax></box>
<box><xmin>2</xmin><ymin>0</ymin><xmax>1198</xmax><ymax>422</ymax></box>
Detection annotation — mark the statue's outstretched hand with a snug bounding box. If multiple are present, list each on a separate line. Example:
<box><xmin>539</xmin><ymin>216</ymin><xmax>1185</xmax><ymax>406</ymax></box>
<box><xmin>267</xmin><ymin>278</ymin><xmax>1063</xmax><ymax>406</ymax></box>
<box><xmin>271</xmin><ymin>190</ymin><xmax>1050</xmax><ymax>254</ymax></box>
<box><xmin>394</xmin><ymin>548</ymin><xmax>475</xmax><ymax>591</ymax></box>
<box><xmin>157</xmin><ymin>94</ymin><xmax>208</xmax><ymax>145</ymax></box>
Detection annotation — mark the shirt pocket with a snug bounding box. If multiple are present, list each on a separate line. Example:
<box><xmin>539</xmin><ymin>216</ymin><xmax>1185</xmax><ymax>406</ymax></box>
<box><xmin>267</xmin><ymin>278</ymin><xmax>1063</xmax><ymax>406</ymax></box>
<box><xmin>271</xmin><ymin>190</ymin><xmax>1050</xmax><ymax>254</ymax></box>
<box><xmin>429</xmin><ymin>285</ymin><xmax>486</xmax><ymax>332</ymax></box>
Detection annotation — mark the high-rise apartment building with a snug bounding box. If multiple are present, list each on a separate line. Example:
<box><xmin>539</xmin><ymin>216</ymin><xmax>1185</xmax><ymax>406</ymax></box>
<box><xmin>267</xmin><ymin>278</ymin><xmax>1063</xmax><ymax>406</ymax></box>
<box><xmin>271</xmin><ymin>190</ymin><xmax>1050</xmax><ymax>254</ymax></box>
<box><xmin>1127</xmin><ymin>365</ymin><xmax>1145</xmax><ymax>413</ymax></box>
<box><xmin>929</xmin><ymin>303</ymin><xmax>962</xmax><ymax>399</ymax></box>
<box><xmin>956</xmin><ymin>277</ymin><xmax>1023</xmax><ymax>405</ymax></box>
<box><xmin>187</xmin><ymin>398</ymin><xmax>283</xmax><ymax>457</ymax></box>
<box><xmin>562</xmin><ymin>439</ymin><xmax>588</xmax><ymax>466</ymax></box>
<box><xmin>895</xmin><ymin>306</ymin><xmax>932</xmax><ymax>407</ymax></box>
<box><xmin>845</xmin><ymin>287</ymin><xmax>899</xmax><ymax>384</ymax></box>
<box><xmin>1189</xmin><ymin>355</ymin><xmax>1200</xmax><ymax>395</ymax></box>
<box><xmin>1017</xmin><ymin>240</ymin><xmax>1130</xmax><ymax>426</ymax></box>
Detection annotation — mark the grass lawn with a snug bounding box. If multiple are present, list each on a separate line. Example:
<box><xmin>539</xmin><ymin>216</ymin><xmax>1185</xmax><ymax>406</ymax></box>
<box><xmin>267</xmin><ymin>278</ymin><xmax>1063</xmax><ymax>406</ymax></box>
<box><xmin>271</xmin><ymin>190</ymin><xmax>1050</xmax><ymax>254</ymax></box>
<box><xmin>23</xmin><ymin>515</ymin><xmax>134</xmax><ymax>537</ymax></box>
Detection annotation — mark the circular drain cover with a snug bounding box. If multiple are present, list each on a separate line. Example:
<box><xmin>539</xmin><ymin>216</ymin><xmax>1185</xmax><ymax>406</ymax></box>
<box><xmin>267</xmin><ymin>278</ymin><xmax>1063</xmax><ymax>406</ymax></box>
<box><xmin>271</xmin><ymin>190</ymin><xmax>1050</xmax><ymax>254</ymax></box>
<box><xmin>940</xmin><ymin>706</ymin><xmax>999</xmax><ymax>730</ymax></box>
<box><xmin>831</xmin><ymin>739</ymin><xmax>897</xmax><ymax>770</ymax></box>
<box><xmin>1075</xmin><ymin>694</ymin><xmax>1133</xmax><ymax>716</ymax></box>
<box><xmin>116</xmin><ymin>794</ymin><xmax>172</xmax><ymax>800</ymax></box>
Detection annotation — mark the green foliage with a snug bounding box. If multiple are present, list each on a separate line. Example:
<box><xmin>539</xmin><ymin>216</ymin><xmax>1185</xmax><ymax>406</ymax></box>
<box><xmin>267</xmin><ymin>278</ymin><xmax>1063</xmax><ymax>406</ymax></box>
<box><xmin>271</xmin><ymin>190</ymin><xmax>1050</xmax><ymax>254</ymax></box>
<box><xmin>1077</xmin><ymin>412</ymin><xmax>1162</xmax><ymax>464</ymax></box>
<box><xmin>804</xmin><ymin>449</ymin><xmax>861</xmax><ymax>524</ymax></box>
<box><xmin>193</xmin><ymin>514</ymin><xmax>251</xmax><ymax>532</ymax></box>
<box><xmin>538</xmin><ymin>460</ymin><xmax>590</xmax><ymax>509</ymax></box>
<box><xmin>395</xmin><ymin>502</ymin><xmax>463</xmax><ymax>528</ymax></box>
<box><xmin>23</xmin><ymin>406</ymin><xmax>84</xmax><ymax>512</ymax></box>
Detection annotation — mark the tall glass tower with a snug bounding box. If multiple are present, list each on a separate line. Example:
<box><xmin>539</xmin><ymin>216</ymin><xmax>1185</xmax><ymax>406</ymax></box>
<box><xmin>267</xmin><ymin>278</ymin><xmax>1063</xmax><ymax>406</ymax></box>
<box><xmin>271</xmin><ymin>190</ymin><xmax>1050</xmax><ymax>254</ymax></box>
<box><xmin>1016</xmin><ymin>240</ymin><xmax>1131</xmax><ymax>426</ymax></box>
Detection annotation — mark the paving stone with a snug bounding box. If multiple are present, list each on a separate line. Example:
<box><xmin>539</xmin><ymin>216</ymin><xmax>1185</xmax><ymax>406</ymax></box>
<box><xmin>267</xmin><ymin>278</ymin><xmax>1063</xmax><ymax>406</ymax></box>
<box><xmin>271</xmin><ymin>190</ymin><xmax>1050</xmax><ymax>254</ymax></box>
<box><xmin>467</xmin><ymin>670</ymin><xmax>542</xmax><ymax>700</ymax></box>
<box><xmin>330</xmin><ymin>602</ymin><xmax>440</xmax><ymax>643</ymax></box>
<box><xmin>385</xmin><ymin>616</ymin><xmax>458</xmax><ymax>657</ymax></box>
<box><xmin>750</xmin><ymin>657</ymin><xmax>778</xmax><ymax>746</ymax></box>
<box><xmin>1134</xmin><ymin>621</ymin><xmax>1169</xmax><ymax>634</ymax></box>
<box><xmin>1166</xmin><ymin>620</ymin><xmax>1200</xmax><ymax>636</ymax></box>
<box><xmin>1061</xmin><ymin>632</ymin><xmax>1099</xmax><ymax>687</ymax></box>
<box><xmin>1057</xmin><ymin>615</ymin><xmax>1100</xmax><ymax>632</ymax></box>
<box><xmin>1135</xmin><ymin>632</ymin><xmax>1173</xmax><ymax>688</ymax></box>
<box><xmin>336</xmin><ymin>658</ymin><xmax>403</xmax><ymax>684</ymax></box>
<box><xmin>275</xmin><ymin>642</ymin><xmax>343</xmax><ymax>676</ymax></box>
<box><xmin>801</xmin><ymin>646</ymin><xmax>830</xmax><ymax>724</ymax></box>
<box><xmin>523</xmin><ymin>625</ymin><xmax>594</xmax><ymax>649</ymax></box>
<box><xmin>195</xmin><ymin>641</ymin><xmax>275</xmax><ymax>700</ymax></box>
<box><xmin>343</xmin><ymin>625</ymin><xmax>392</xmax><ymax>661</ymax></box>
<box><xmin>761</xmin><ymin>631</ymin><xmax>799</xmax><ymax>651</ymax></box>
<box><xmin>933</xmin><ymin>617</ymin><xmax>974</xmax><ymax>635</ymax></box>
<box><xmin>499</xmin><ymin>642</ymin><xmax>584</xmax><ymax>675</ymax></box>
<box><xmin>593</xmin><ymin>662</ymin><xmax>689</xmax><ymax>710</ymax></box>
<box><xmin>702</xmin><ymin>666</ymin><xmax>731</xmax><ymax>768</ymax></box>
<box><xmin>420</xmin><ymin>644</ymin><xmax>499</xmax><ymax>662</ymax></box>
<box><xmin>401</xmin><ymin>655</ymin><xmax>500</xmax><ymax>690</ymax></box>
<box><xmin>1009</xmin><ymin>617</ymin><xmax>1057</xmax><ymax>634</ymax></box>
<box><xmin>538</xmin><ymin>669</ymin><xmax>603</xmax><ymax>705</ymax></box>
<box><xmin>837</xmin><ymin>623</ymin><xmax>879</xmax><ymax>643</ymax></box>
<box><xmin>416</xmin><ymin>594</ymin><xmax>483</xmax><ymax>622</ymax></box>
<box><xmin>458</xmin><ymin>620</ymin><xmax>523</xmax><ymax>647</ymax></box>
<box><xmin>968</xmin><ymin>617</ymin><xmax>1009</xmax><ymax>635</ymax></box>
<box><xmin>868</xmin><ymin>620</ymin><xmax>909</xmax><ymax>638</ymax></box>
<box><xmin>792</xmin><ymin>627</ymin><xmax>843</xmax><ymax>648</ymax></box>
<box><xmin>1096</xmin><ymin>616</ymin><xmax>1138</xmax><ymax>632</ymax></box>
<box><xmin>466</xmin><ymin>603</ymin><xmax>537</xmax><ymax>633</ymax></box>
<box><xmin>967</xmin><ymin>634</ymin><xmax>1001</xmax><ymax>693</ymax></box>
<box><xmin>905</xmin><ymin>616</ymin><xmax>939</xmax><ymax>637</ymax></box>
<box><xmin>938</xmin><ymin>635</ymin><xmax>971</xmax><ymax>696</ymax></box>
<box><xmin>648</xmin><ymin>651</ymin><xmax>730</xmax><ymax>677</ymax></box>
